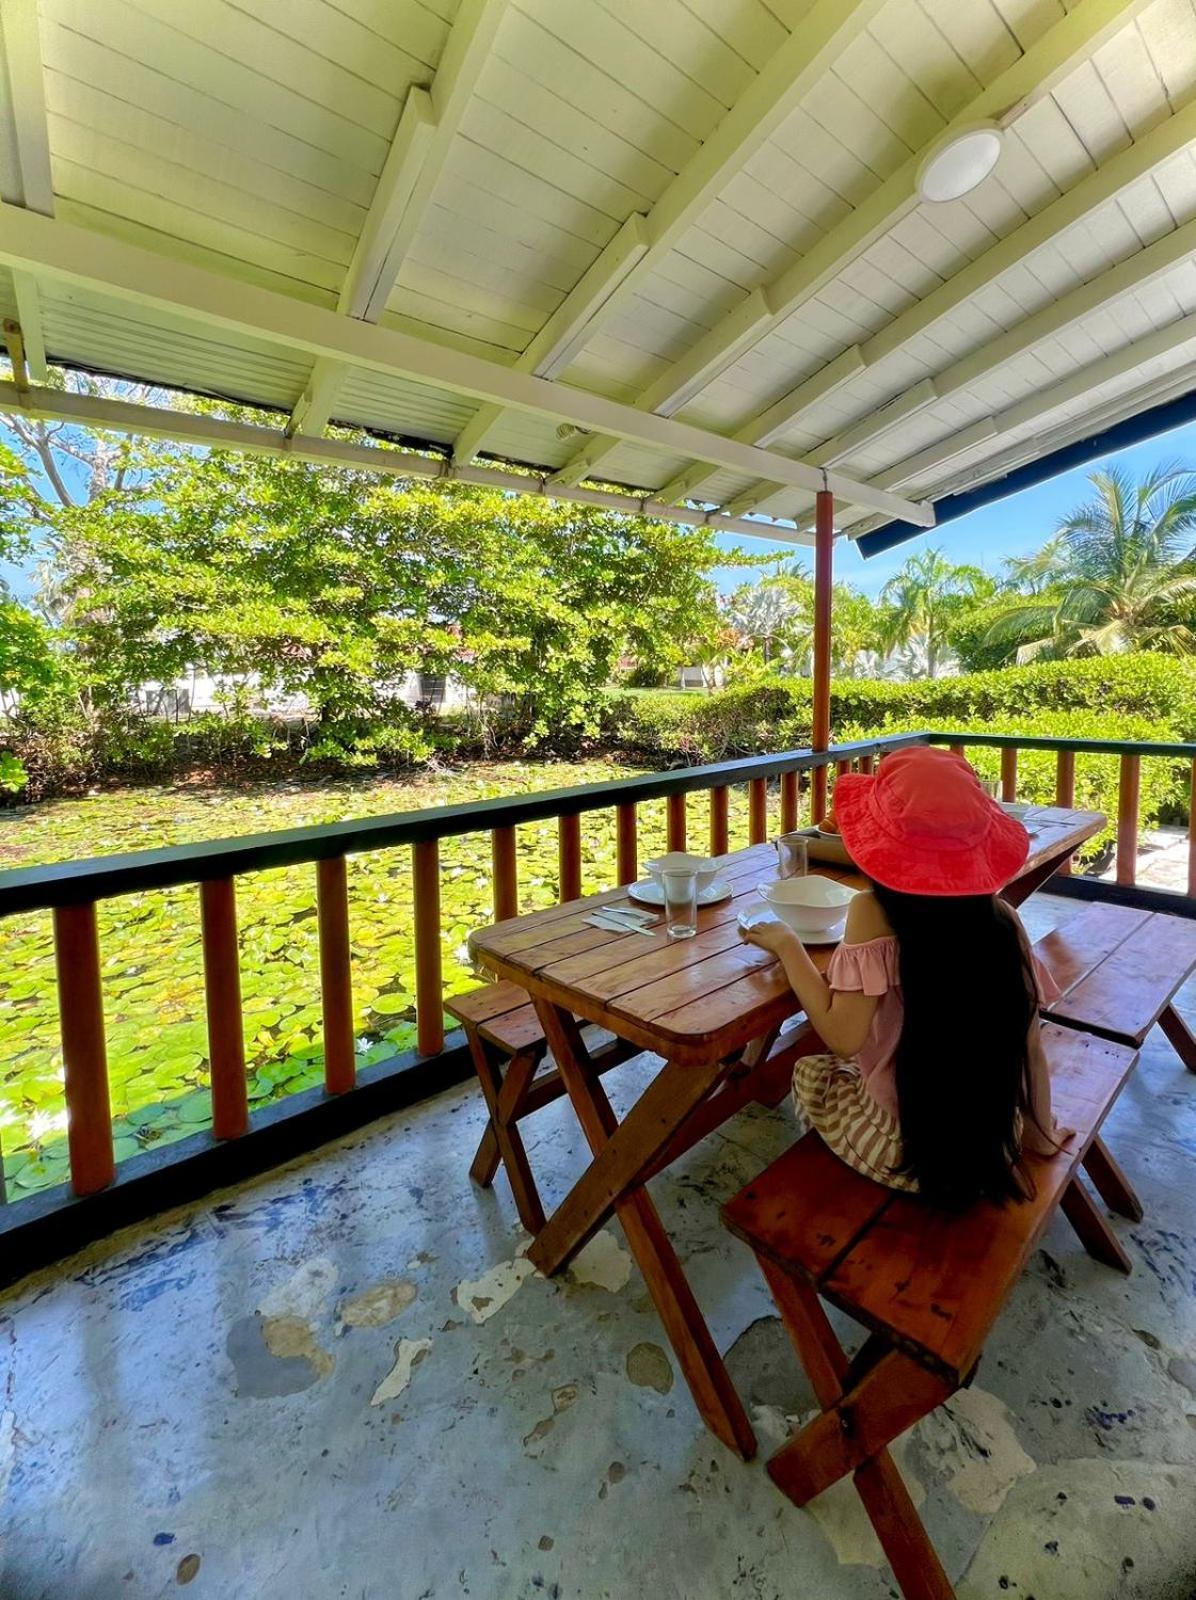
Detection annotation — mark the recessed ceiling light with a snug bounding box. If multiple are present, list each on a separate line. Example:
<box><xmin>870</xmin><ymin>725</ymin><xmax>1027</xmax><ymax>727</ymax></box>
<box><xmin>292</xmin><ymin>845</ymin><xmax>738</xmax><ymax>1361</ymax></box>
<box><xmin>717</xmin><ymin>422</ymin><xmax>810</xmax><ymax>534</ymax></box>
<box><xmin>916</xmin><ymin>121</ymin><xmax>1004</xmax><ymax>203</ymax></box>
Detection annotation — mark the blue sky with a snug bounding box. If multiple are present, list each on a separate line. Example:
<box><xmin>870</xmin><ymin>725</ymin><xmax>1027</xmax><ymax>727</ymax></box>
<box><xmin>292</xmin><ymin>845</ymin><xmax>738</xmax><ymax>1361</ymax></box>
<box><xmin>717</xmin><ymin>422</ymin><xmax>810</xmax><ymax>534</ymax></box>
<box><xmin>8</xmin><ymin>412</ymin><xmax>1196</xmax><ymax>605</ymax></box>
<box><xmin>709</xmin><ymin>416</ymin><xmax>1196</xmax><ymax>596</ymax></box>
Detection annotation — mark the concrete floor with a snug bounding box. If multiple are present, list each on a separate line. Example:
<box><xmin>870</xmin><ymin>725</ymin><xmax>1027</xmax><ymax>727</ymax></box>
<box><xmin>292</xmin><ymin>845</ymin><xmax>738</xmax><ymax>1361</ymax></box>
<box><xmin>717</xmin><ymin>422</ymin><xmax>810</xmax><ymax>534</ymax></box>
<box><xmin>3</xmin><ymin>892</ymin><xmax>1196</xmax><ymax>1600</ymax></box>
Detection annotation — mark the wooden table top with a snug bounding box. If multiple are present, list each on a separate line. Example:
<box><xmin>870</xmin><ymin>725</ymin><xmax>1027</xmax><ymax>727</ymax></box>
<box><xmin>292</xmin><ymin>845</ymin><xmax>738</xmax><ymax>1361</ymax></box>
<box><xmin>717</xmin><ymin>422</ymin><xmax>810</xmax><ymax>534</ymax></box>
<box><xmin>470</xmin><ymin>806</ymin><xmax>1105</xmax><ymax>1069</ymax></box>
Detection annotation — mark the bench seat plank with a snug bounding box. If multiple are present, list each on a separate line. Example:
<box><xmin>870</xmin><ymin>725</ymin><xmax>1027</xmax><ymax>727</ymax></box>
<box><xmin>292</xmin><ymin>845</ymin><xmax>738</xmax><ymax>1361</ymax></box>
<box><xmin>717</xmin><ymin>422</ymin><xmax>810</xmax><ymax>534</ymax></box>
<box><xmin>819</xmin><ymin>1026</ymin><xmax>1137</xmax><ymax>1383</ymax></box>
<box><xmin>1037</xmin><ymin>904</ymin><xmax>1196</xmax><ymax>1047</ymax></box>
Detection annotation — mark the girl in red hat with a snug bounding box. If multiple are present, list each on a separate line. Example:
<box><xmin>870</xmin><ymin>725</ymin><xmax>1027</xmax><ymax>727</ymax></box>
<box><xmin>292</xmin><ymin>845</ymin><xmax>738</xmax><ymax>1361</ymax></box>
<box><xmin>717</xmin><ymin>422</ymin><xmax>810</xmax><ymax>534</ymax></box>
<box><xmin>742</xmin><ymin>745</ymin><xmax>1071</xmax><ymax>1207</ymax></box>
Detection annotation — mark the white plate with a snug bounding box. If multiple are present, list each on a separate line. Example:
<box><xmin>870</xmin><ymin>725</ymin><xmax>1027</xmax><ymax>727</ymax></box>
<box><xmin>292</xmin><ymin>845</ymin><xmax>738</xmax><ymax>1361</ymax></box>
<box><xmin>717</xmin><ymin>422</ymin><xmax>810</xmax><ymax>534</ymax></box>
<box><xmin>628</xmin><ymin>877</ymin><xmax>732</xmax><ymax>907</ymax></box>
<box><xmin>737</xmin><ymin>905</ymin><xmax>847</xmax><ymax>946</ymax></box>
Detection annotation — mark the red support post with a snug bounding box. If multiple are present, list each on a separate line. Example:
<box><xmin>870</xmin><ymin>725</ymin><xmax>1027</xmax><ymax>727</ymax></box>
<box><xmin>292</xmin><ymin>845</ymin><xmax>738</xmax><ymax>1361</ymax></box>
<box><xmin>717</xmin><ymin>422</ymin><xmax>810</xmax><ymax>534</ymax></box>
<box><xmin>1000</xmin><ymin>746</ymin><xmax>1018</xmax><ymax>803</ymax></box>
<box><xmin>558</xmin><ymin>813</ymin><xmax>582</xmax><ymax>903</ymax></box>
<box><xmin>710</xmin><ymin>786</ymin><xmax>730</xmax><ymax>857</ymax></box>
<box><xmin>317</xmin><ymin>858</ymin><xmax>355</xmax><ymax>1096</ymax></box>
<box><xmin>200</xmin><ymin>878</ymin><xmax>250</xmax><ymax>1136</ymax></box>
<box><xmin>412</xmin><ymin>839</ymin><xmax>443</xmax><ymax>1057</ymax></box>
<box><xmin>1116</xmin><ymin>753</ymin><xmax>1140</xmax><ymax>887</ymax></box>
<box><xmin>811</xmin><ymin>487</ymin><xmax>833</xmax><ymax>823</ymax></box>
<box><xmin>667</xmin><ymin>792</ymin><xmax>687</xmax><ymax>853</ymax></box>
<box><xmin>780</xmin><ymin>769</ymin><xmax>799</xmax><ymax>832</ymax></box>
<box><xmin>52</xmin><ymin>903</ymin><xmax>115</xmax><ymax>1195</ymax></box>
<box><xmin>1056</xmin><ymin>750</ymin><xmax>1076</xmax><ymax>877</ymax></box>
<box><xmin>616</xmin><ymin>804</ymin><xmax>637</xmax><ymax>886</ymax></box>
<box><xmin>491</xmin><ymin>826</ymin><xmax>518</xmax><ymax>921</ymax></box>
<box><xmin>748</xmin><ymin>778</ymin><xmax>768</xmax><ymax>845</ymax></box>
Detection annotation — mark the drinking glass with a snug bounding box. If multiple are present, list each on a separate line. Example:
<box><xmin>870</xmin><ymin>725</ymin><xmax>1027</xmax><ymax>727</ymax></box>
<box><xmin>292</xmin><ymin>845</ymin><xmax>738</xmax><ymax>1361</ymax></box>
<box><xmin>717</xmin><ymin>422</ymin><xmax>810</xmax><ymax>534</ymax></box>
<box><xmin>775</xmin><ymin>833</ymin><xmax>809</xmax><ymax>879</ymax></box>
<box><xmin>980</xmin><ymin>777</ymin><xmax>1000</xmax><ymax>800</ymax></box>
<box><xmin>662</xmin><ymin>869</ymin><xmax>698</xmax><ymax>939</ymax></box>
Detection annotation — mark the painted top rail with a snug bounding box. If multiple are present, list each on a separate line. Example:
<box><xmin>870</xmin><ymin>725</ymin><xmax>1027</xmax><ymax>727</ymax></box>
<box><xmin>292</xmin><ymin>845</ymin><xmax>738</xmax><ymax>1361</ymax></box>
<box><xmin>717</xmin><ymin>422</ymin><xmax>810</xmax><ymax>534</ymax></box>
<box><xmin>0</xmin><ymin>734</ymin><xmax>927</xmax><ymax>917</ymax></box>
<box><xmin>925</xmin><ymin>731</ymin><xmax>1196</xmax><ymax>759</ymax></box>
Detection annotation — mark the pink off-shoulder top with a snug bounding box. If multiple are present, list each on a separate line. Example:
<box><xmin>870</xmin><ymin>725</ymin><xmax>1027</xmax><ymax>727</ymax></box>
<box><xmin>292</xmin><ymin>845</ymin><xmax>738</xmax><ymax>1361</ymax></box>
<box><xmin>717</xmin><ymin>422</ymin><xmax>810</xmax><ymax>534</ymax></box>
<box><xmin>826</xmin><ymin>934</ymin><xmax>1062</xmax><ymax>1118</ymax></box>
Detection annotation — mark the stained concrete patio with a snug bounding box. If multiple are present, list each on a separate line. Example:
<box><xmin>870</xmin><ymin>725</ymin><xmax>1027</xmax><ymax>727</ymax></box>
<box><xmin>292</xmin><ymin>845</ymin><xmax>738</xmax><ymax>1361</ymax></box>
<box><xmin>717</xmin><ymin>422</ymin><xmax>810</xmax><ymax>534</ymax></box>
<box><xmin>3</xmin><ymin>891</ymin><xmax>1196</xmax><ymax>1600</ymax></box>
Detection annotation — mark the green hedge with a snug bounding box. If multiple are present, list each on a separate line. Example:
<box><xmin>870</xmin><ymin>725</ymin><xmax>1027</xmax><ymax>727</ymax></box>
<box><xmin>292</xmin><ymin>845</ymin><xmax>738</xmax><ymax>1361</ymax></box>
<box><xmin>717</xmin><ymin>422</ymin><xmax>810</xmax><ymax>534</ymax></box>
<box><xmin>605</xmin><ymin>655</ymin><xmax>1196</xmax><ymax>762</ymax></box>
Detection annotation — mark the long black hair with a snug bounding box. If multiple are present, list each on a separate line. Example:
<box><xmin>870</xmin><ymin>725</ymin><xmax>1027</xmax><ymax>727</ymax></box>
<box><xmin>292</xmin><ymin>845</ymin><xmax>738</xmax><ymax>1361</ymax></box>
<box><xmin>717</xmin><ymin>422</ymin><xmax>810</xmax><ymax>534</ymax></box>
<box><xmin>870</xmin><ymin>881</ymin><xmax>1039</xmax><ymax>1209</ymax></box>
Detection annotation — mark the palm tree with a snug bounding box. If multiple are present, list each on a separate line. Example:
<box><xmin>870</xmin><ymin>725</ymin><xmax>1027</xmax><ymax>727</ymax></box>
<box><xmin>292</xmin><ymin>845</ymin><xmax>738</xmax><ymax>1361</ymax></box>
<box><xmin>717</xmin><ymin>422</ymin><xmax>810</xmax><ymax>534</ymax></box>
<box><xmin>879</xmin><ymin>548</ymin><xmax>993</xmax><ymax>678</ymax></box>
<box><xmin>986</xmin><ymin>464</ymin><xmax>1196</xmax><ymax>660</ymax></box>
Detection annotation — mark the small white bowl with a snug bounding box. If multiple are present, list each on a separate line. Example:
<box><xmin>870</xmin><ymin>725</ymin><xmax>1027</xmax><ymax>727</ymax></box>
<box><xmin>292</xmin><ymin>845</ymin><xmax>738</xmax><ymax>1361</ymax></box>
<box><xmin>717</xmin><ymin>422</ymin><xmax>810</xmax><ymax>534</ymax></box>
<box><xmin>758</xmin><ymin>875</ymin><xmax>856</xmax><ymax>932</ymax></box>
<box><xmin>644</xmin><ymin>851</ymin><xmax>720</xmax><ymax>894</ymax></box>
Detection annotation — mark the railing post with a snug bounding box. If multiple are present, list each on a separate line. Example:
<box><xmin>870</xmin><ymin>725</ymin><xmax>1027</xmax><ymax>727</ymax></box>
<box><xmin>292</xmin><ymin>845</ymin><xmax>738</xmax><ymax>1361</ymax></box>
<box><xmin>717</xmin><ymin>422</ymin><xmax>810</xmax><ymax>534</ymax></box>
<box><xmin>616</xmin><ymin>803</ymin><xmax>637</xmax><ymax>886</ymax></box>
<box><xmin>200</xmin><ymin>878</ymin><xmax>250</xmax><ymax>1136</ymax></box>
<box><xmin>1055</xmin><ymin>749</ymin><xmax>1076</xmax><ymax>877</ymax></box>
<box><xmin>780</xmin><ymin>769</ymin><xmax>798</xmax><ymax>831</ymax></box>
<box><xmin>710</xmin><ymin>786</ymin><xmax>730</xmax><ymax>857</ymax></box>
<box><xmin>1189</xmin><ymin>760</ymin><xmax>1196</xmax><ymax>899</ymax></box>
<box><xmin>558</xmin><ymin>813</ymin><xmax>582</xmax><ymax>902</ymax></box>
<box><xmin>316</xmin><ymin>857</ymin><xmax>355</xmax><ymax>1096</ymax></box>
<box><xmin>835</xmin><ymin>759</ymin><xmax>851</xmax><ymax>780</ymax></box>
<box><xmin>667</xmin><ymin>792</ymin><xmax>687</xmax><ymax>852</ymax></box>
<box><xmin>1116</xmin><ymin>753</ymin><xmax>1140</xmax><ymax>887</ymax></box>
<box><xmin>491</xmin><ymin>825</ymin><xmax>518</xmax><ymax>921</ymax></box>
<box><xmin>52</xmin><ymin>903</ymin><xmax>115</xmax><ymax>1196</ymax></box>
<box><xmin>412</xmin><ymin>839</ymin><xmax>443</xmax><ymax>1057</ymax></box>
<box><xmin>949</xmin><ymin>742</ymin><xmax>965</xmax><ymax>759</ymax></box>
<box><xmin>748</xmin><ymin>777</ymin><xmax>768</xmax><ymax>845</ymax></box>
<box><xmin>1000</xmin><ymin>746</ymin><xmax>1018</xmax><ymax>802</ymax></box>
<box><xmin>856</xmin><ymin>754</ymin><xmax>873</xmax><ymax>776</ymax></box>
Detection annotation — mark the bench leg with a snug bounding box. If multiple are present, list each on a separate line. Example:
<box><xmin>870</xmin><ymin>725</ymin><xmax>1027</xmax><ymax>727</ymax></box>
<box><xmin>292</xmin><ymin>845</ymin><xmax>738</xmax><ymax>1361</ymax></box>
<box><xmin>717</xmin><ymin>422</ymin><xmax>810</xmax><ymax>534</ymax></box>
<box><xmin>758</xmin><ymin>1258</ymin><xmax>956</xmax><ymax>1600</ymax></box>
<box><xmin>465</xmin><ymin>1030</ymin><xmax>547</xmax><ymax>1236</ymax></box>
<box><xmin>1061</xmin><ymin>1177</ymin><xmax>1132</xmax><ymax>1273</ymax></box>
<box><xmin>1082</xmin><ymin>1136</ymin><xmax>1144</xmax><ymax>1223</ymax></box>
<box><xmin>1159</xmin><ymin>1003</ymin><xmax>1196</xmax><ymax>1073</ymax></box>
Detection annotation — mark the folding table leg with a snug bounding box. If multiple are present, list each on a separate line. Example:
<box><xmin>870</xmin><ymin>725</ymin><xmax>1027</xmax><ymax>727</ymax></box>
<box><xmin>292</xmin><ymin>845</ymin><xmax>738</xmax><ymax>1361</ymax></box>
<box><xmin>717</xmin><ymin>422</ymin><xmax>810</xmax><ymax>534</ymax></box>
<box><xmin>757</xmin><ymin>1258</ymin><xmax>955</xmax><ymax>1600</ymax></box>
<box><xmin>1082</xmin><ymin>1135</ymin><xmax>1143</xmax><ymax>1222</ymax></box>
<box><xmin>531</xmin><ymin>1000</ymin><xmax>756</xmax><ymax>1460</ymax></box>
<box><xmin>464</xmin><ymin>1030</ymin><xmax>546</xmax><ymax>1236</ymax></box>
<box><xmin>468</xmin><ymin>1044</ymin><xmax>541</xmax><ymax>1188</ymax></box>
<box><xmin>1159</xmin><ymin>1003</ymin><xmax>1196</xmax><ymax>1073</ymax></box>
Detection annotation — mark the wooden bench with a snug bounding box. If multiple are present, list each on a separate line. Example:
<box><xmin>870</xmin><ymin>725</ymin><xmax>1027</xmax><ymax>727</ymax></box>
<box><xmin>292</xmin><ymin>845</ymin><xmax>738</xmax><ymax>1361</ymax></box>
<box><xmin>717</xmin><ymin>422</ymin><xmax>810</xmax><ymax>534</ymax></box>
<box><xmin>722</xmin><ymin>1024</ymin><xmax>1141</xmax><ymax>1600</ymax></box>
<box><xmin>1034</xmin><ymin>900</ymin><xmax>1196</xmax><ymax>1068</ymax></box>
<box><xmin>446</xmin><ymin>981</ymin><xmax>632</xmax><ymax>1234</ymax></box>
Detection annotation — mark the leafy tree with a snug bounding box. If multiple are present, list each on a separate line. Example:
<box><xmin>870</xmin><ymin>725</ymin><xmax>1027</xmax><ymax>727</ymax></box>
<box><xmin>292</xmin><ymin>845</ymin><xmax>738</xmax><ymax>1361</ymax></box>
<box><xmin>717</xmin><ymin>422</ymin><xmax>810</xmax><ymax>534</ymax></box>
<box><xmin>983</xmin><ymin>465</ymin><xmax>1196</xmax><ymax>661</ymax></box>
<box><xmin>879</xmin><ymin>547</ymin><xmax>994</xmax><ymax>677</ymax></box>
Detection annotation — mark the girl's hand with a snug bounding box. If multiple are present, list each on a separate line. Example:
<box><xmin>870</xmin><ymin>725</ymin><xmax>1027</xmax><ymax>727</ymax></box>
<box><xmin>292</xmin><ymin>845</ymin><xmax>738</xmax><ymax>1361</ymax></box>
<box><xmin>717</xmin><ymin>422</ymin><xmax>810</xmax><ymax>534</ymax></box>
<box><xmin>740</xmin><ymin>918</ymin><xmax>798</xmax><ymax>956</ymax></box>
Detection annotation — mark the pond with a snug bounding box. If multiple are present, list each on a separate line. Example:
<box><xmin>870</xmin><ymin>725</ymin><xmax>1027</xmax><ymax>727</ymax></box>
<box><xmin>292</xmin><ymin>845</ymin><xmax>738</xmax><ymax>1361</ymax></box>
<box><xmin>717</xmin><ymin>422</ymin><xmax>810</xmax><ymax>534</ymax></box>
<box><xmin>0</xmin><ymin>759</ymin><xmax>763</xmax><ymax>1198</ymax></box>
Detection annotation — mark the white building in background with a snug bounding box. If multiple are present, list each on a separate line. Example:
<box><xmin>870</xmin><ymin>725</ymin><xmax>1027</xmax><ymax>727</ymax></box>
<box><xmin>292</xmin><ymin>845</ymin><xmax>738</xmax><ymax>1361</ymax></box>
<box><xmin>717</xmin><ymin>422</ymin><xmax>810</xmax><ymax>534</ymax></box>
<box><xmin>130</xmin><ymin>668</ymin><xmax>472</xmax><ymax>720</ymax></box>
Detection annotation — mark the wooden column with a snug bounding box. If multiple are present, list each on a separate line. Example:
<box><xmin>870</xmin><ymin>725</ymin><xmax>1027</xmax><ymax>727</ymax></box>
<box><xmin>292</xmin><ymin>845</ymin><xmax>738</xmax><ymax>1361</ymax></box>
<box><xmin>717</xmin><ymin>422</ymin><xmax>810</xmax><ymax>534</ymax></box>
<box><xmin>811</xmin><ymin>486</ymin><xmax>833</xmax><ymax>823</ymax></box>
<box><xmin>780</xmin><ymin>769</ymin><xmax>799</xmax><ymax>832</ymax></box>
<box><xmin>317</xmin><ymin>857</ymin><xmax>355</xmax><ymax>1096</ymax></box>
<box><xmin>558</xmin><ymin>813</ymin><xmax>582</xmax><ymax>902</ymax></box>
<box><xmin>412</xmin><ymin>839</ymin><xmax>443</xmax><ymax>1057</ymax></box>
<box><xmin>1189</xmin><ymin>760</ymin><xmax>1196</xmax><ymax>900</ymax></box>
<box><xmin>1056</xmin><ymin>750</ymin><xmax>1076</xmax><ymax>878</ymax></box>
<box><xmin>616</xmin><ymin>803</ymin><xmax>637</xmax><ymax>886</ymax></box>
<box><xmin>948</xmin><ymin>742</ymin><xmax>965</xmax><ymax>759</ymax></box>
<box><xmin>710</xmin><ymin>786</ymin><xmax>730</xmax><ymax>857</ymax></box>
<box><xmin>1116</xmin><ymin>753</ymin><xmax>1141</xmax><ymax>887</ymax></box>
<box><xmin>748</xmin><ymin>778</ymin><xmax>768</xmax><ymax>845</ymax></box>
<box><xmin>52</xmin><ymin>903</ymin><xmax>115</xmax><ymax>1195</ymax></box>
<box><xmin>857</xmin><ymin>755</ymin><xmax>873</xmax><ymax>776</ymax></box>
<box><xmin>200</xmin><ymin>878</ymin><xmax>250</xmax><ymax>1137</ymax></box>
<box><xmin>1000</xmin><ymin>746</ymin><xmax>1018</xmax><ymax>802</ymax></box>
<box><xmin>491</xmin><ymin>826</ymin><xmax>518</xmax><ymax>921</ymax></box>
<box><xmin>667</xmin><ymin>792</ymin><xmax>687</xmax><ymax>852</ymax></box>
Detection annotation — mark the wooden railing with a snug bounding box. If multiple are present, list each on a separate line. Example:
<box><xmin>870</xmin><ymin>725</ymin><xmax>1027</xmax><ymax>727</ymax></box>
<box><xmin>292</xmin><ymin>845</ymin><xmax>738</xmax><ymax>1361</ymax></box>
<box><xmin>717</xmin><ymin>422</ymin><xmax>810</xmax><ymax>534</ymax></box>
<box><xmin>4</xmin><ymin>725</ymin><xmax>1196</xmax><ymax>1277</ymax></box>
<box><xmin>0</xmin><ymin>734</ymin><xmax>923</xmax><ymax>1218</ymax></box>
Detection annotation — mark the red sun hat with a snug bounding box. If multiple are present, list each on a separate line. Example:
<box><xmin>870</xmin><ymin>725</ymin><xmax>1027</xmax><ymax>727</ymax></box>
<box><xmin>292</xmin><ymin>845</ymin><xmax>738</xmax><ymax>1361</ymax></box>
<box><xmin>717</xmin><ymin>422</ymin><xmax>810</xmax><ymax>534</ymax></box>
<box><xmin>832</xmin><ymin>746</ymin><xmax>1029</xmax><ymax>897</ymax></box>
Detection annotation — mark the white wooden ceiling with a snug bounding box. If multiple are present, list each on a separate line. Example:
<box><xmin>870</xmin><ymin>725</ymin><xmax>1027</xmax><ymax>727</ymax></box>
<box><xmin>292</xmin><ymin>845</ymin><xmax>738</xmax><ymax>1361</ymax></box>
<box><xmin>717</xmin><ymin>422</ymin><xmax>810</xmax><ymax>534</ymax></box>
<box><xmin>2</xmin><ymin>0</ymin><xmax>1196</xmax><ymax>542</ymax></box>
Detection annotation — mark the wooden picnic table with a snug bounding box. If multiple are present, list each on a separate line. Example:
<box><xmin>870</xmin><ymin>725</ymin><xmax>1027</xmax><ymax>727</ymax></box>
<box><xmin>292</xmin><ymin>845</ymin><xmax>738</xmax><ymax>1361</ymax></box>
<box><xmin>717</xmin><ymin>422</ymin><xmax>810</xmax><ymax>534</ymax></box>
<box><xmin>469</xmin><ymin>803</ymin><xmax>1104</xmax><ymax>1458</ymax></box>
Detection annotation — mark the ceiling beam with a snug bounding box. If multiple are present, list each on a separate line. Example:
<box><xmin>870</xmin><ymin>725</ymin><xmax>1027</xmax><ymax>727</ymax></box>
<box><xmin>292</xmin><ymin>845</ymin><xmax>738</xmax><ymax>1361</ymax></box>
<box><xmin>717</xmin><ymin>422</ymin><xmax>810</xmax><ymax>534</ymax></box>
<box><xmin>646</xmin><ymin>0</ymin><xmax>1160</xmax><ymax>510</ymax></box>
<box><xmin>0</xmin><ymin>380</ymin><xmax>815</xmax><ymax>545</ymax></box>
<box><xmin>0</xmin><ymin>202</ymin><xmax>934</xmax><ymax>525</ymax></box>
<box><xmin>450</xmin><ymin>0</ymin><xmax>888</xmax><ymax>466</ymax></box>
<box><xmin>838</xmin><ymin>307</ymin><xmax>1196</xmax><ymax>533</ymax></box>
<box><xmin>288</xmin><ymin>0</ymin><xmax>508</xmax><ymax>438</ymax></box>
<box><xmin>0</xmin><ymin>0</ymin><xmax>52</xmax><ymax>379</ymax></box>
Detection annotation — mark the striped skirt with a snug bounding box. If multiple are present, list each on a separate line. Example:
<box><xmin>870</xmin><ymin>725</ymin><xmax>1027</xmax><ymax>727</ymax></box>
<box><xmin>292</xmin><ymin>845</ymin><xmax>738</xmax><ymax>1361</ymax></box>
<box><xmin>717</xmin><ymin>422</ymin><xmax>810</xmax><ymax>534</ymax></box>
<box><xmin>791</xmin><ymin>1053</ymin><xmax>918</xmax><ymax>1193</ymax></box>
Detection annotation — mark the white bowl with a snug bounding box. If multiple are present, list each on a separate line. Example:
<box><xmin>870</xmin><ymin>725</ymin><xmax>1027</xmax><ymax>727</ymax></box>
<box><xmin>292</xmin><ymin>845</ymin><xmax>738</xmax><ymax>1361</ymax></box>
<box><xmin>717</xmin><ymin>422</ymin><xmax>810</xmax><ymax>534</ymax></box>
<box><xmin>758</xmin><ymin>875</ymin><xmax>856</xmax><ymax>932</ymax></box>
<box><xmin>644</xmin><ymin>851</ymin><xmax>720</xmax><ymax>894</ymax></box>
